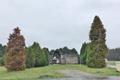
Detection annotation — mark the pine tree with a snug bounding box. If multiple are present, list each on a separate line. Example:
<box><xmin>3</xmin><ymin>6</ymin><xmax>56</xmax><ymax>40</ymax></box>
<box><xmin>33</xmin><ymin>42</ymin><xmax>48</xmax><ymax>67</ymax></box>
<box><xmin>33</xmin><ymin>42</ymin><xmax>43</xmax><ymax>67</ymax></box>
<box><xmin>25</xmin><ymin>42</ymin><xmax>49</xmax><ymax>68</ymax></box>
<box><xmin>43</xmin><ymin>48</ymin><xmax>49</xmax><ymax>65</ymax></box>
<box><xmin>0</xmin><ymin>44</ymin><xmax>6</xmax><ymax>66</ymax></box>
<box><xmin>87</xmin><ymin>16</ymin><xmax>108</xmax><ymax>68</ymax></box>
<box><xmin>0</xmin><ymin>44</ymin><xmax>5</xmax><ymax>57</ymax></box>
<box><xmin>80</xmin><ymin>42</ymin><xmax>87</xmax><ymax>64</ymax></box>
<box><xmin>5</xmin><ymin>27</ymin><xmax>26</xmax><ymax>71</ymax></box>
<box><xmin>89</xmin><ymin>16</ymin><xmax>106</xmax><ymax>43</ymax></box>
<box><xmin>25</xmin><ymin>46</ymin><xmax>35</xmax><ymax>68</ymax></box>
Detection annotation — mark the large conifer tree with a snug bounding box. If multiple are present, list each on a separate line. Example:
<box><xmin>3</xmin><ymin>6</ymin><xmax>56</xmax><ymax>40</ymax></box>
<box><xmin>25</xmin><ymin>42</ymin><xmax>48</xmax><ymax>68</ymax></box>
<box><xmin>87</xmin><ymin>16</ymin><xmax>108</xmax><ymax>68</ymax></box>
<box><xmin>5</xmin><ymin>27</ymin><xmax>26</xmax><ymax>71</ymax></box>
<box><xmin>25</xmin><ymin>46</ymin><xmax>35</xmax><ymax>68</ymax></box>
<box><xmin>80</xmin><ymin>42</ymin><xmax>87</xmax><ymax>64</ymax></box>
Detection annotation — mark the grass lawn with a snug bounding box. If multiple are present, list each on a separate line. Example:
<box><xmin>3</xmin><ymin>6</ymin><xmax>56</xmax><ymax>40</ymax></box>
<box><xmin>0</xmin><ymin>64</ymin><xmax>120</xmax><ymax>80</ymax></box>
<box><xmin>0</xmin><ymin>65</ymin><xmax>64</xmax><ymax>80</ymax></box>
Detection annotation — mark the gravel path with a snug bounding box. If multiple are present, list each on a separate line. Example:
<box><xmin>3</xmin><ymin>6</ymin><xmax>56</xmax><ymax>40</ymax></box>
<box><xmin>46</xmin><ymin>70</ymin><xmax>120</xmax><ymax>80</ymax></box>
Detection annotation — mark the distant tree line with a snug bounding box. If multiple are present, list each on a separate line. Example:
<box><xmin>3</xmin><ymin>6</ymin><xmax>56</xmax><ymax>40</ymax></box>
<box><xmin>0</xmin><ymin>42</ymin><xmax>50</xmax><ymax>68</ymax></box>
<box><xmin>0</xmin><ymin>42</ymin><xmax>79</xmax><ymax>67</ymax></box>
<box><xmin>107</xmin><ymin>48</ymin><xmax>120</xmax><ymax>61</ymax></box>
<box><xmin>50</xmin><ymin>47</ymin><xmax>78</xmax><ymax>56</ymax></box>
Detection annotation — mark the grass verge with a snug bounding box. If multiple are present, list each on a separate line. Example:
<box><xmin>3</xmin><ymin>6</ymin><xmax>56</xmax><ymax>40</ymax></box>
<box><xmin>0</xmin><ymin>64</ymin><xmax>120</xmax><ymax>80</ymax></box>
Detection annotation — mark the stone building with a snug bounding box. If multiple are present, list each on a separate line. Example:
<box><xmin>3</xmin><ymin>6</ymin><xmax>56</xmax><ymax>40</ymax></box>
<box><xmin>60</xmin><ymin>53</ymin><xmax>79</xmax><ymax>64</ymax></box>
<box><xmin>49</xmin><ymin>47</ymin><xmax>79</xmax><ymax>64</ymax></box>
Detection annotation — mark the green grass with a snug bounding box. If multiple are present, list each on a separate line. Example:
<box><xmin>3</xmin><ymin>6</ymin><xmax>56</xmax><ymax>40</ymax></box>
<box><xmin>0</xmin><ymin>64</ymin><xmax>120</xmax><ymax>80</ymax></box>
<box><xmin>47</xmin><ymin>64</ymin><xmax>120</xmax><ymax>76</ymax></box>
<box><xmin>0</xmin><ymin>65</ymin><xmax>64</xmax><ymax>80</ymax></box>
<box><xmin>74</xmin><ymin>64</ymin><xmax>120</xmax><ymax>76</ymax></box>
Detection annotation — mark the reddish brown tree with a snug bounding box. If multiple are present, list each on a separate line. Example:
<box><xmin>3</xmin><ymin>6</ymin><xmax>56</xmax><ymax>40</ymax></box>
<box><xmin>5</xmin><ymin>27</ymin><xmax>26</xmax><ymax>71</ymax></box>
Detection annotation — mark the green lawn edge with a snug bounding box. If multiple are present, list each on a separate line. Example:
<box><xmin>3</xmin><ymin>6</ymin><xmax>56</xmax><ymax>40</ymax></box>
<box><xmin>0</xmin><ymin>64</ymin><xmax>120</xmax><ymax>80</ymax></box>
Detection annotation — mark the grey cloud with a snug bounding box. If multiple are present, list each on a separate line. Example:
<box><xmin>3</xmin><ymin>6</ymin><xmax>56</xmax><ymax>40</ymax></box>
<box><xmin>0</xmin><ymin>0</ymin><xmax>120</xmax><ymax>52</ymax></box>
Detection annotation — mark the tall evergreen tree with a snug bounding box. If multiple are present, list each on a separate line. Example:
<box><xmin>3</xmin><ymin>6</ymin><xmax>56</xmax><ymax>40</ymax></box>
<box><xmin>25</xmin><ymin>46</ymin><xmax>35</xmax><ymax>68</ymax></box>
<box><xmin>43</xmin><ymin>48</ymin><xmax>49</xmax><ymax>65</ymax></box>
<box><xmin>87</xmin><ymin>16</ymin><xmax>108</xmax><ymax>68</ymax></box>
<box><xmin>33</xmin><ymin>42</ymin><xmax>48</xmax><ymax>67</ymax></box>
<box><xmin>89</xmin><ymin>16</ymin><xmax>106</xmax><ymax>43</ymax></box>
<box><xmin>33</xmin><ymin>42</ymin><xmax>43</xmax><ymax>67</ymax></box>
<box><xmin>25</xmin><ymin>42</ymin><xmax>49</xmax><ymax>68</ymax></box>
<box><xmin>0</xmin><ymin>44</ymin><xmax>6</xmax><ymax>65</ymax></box>
<box><xmin>5</xmin><ymin>27</ymin><xmax>26</xmax><ymax>71</ymax></box>
<box><xmin>80</xmin><ymin>42</ymin><xmax>87</xmax><ymax>64</ymax></box>
<box><xmin>0</xmin><ymin>44</ymin><xmax>5</xmax><ymax>57</ymax></box>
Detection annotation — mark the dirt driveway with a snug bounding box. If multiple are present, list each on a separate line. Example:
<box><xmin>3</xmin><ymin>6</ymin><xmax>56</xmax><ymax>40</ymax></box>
<box><xmin>46</xmin><ymin>70</ymin><xmax>120</xmax><ymax>80</ymax></box>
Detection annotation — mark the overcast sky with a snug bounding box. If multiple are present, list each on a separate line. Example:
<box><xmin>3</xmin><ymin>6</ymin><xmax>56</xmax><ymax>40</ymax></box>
<box><xmin>0</xmin><ymin>0</ymin><xmax>120</xmax><ymax>52</ymax></box>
